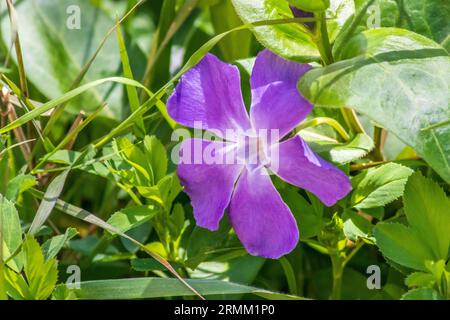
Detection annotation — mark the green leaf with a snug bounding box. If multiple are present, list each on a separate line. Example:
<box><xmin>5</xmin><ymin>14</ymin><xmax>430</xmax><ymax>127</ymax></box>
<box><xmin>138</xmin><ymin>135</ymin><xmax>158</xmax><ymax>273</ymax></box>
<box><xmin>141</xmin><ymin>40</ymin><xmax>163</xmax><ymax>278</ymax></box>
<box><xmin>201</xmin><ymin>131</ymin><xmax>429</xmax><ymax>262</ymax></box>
<box><xmin>116</xmin><ymin>23</ymin><xmax>145</xmax><ymax>136</ymax></box>
<box><xmin>299</xmin><ymin>28</ymin><xmax>450</xmax><ymax>183</ymax></box>
<box><xmin>396</xmin><ymin>0</ymin><xmax>450</xmax><ymax>51</ymax></box>
<box><xmin>373</xmin><ymin>223</ymin><xmax>434</xmax><ymax>271</ymax></box>
<box><xmin>137</xmin><ymin>173</ymin><xmax>182</xmax><ymax>209</ymax></box>
<box><xmin>131</xmin><ymin>258</ymin><xmax>182</xmax><ymax>272</ymax></box>
<box><xmin>343</xmin><ymin>210</ymin><xmax>374</xmax><ymax>242</ymax></box>
<box><xmin>0</xmin><ymin>77</ymin><xmax>156</xmax><ymax>135</ymax></box>
<box><xmin>70</xmin><ymin>277</ymin><xmax>304</xmax><ymax>300</ymax></box>
<box><xmin>302</xmin><ymin>132</ymin><xmax>374</xmax><ymax>164</ymax></box>
<box><xmin>27</xmin><ymin>188</ymin><xmax>203</xmax><ymax>298</ymax></box>
<box><xmin>210</xmin><ymin>0</ymin><xmax>252</xmax><ymax>61</ymax></box>
<box><xmin>5</xmin><ymin>174</ymin><xmax>37</xmax><ymax>202</ymax></box>
<box><xmin>326</xmin><ymin>0</ymin><xmax>357</xmax><ymax>42</ymax></box>
<box><xmin>22</xmin><ymin>235</ymin><xmax>58</xmax><ymax>300</ymax></box>
<box><xmin>0</xmin><ymin>194</ymin><xmax>23</xmax><ymax>272</ymax></box>
<box><xmin>401</xmin><ymin>287</ymin><xmax>444</xmax><ymax>300</ymax></box>
<box><xmin>28</xmin><ymin>169</ymin><xmax>70</xmax><ymax>235</ymax></box>
<box><xmin>405</xmin><ymin>272</ymin><xmax>435</xmax><ymax>288</ymax></box>
<box><xmin>168</xmin><ymin>203</ymin><xmax>185</xmax><ymax>239</ymax></box>
<box><xmin>280</xmin><ymin>188</ymin><xmax>323</xmax><ymax>239</ymax></box>
<box><xmin>186</xmin><ymin>219</ymin><xmax>231</xmax><ymax>269</ymax></box>
<box><xmin>351</xmin><ymin>163</ymin><xmax>413</xmax><ymax>209</ymax></box>
<box><xmin>143</xmin><ymin>136</ymin><xmax>168</xmax><ymax>183</ymax></box>
<box><xmin>4</xmin><ymin>267</ymin><xmax>31</xmax><ymax>300</ymax></box>
<box><xmin>42</xmin><ymin>227</ymin><xmax>78</xmax><ymax>261</ymax></box>
<box><xmin>374</xmin><ymin>173</ymin><xmax>450</xmax><ymax>271</ymax></box>
<box><xmin>188</xmin><ymin>255</ymin><xmax>265</xmax><ymax>299</ymax></box>
<box><xmin>231</xmin><ymin>0</ymin><xmax>320</xmax><ymax>62</ymax></box>
<box><xmin>333</xmin><ymin>0</ymin><xmax>399</xmax><ymax>57</ymax></box>
<box><xmin>339</xmin><ymin>0</ymin><xmax>450</xmax><ymax>52</ymax></box>
<box><xmin>106</xmin><ymin>205</ymin><xmax>158</xmax><ymax>234</ymax></box>
<box><xmin>51</xmin><ymin>284</ymin><xmax>78</xmax><ymax>300</ymax></box>
<box><xmin>403</xmin><ymin>173</ymin><xmax>450</xmax><ymax>261</ymax></box>
<box><xmin>115</xmin><ymin>137</ymin><xmax>152</xmax><ymax>184</ymax></box>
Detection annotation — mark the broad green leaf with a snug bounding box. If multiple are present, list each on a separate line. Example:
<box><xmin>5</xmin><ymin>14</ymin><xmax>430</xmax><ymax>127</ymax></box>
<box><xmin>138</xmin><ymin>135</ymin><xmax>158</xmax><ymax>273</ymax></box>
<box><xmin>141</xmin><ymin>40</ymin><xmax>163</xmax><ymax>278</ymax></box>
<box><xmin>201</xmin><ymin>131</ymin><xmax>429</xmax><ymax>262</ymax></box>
<box><xmin>403</xmin><ymin>173</ymin><xmax>450</xmax><ymax>261</ymax></box>
<box><xmin>401</xmin><ymin>287</ymin><xmax>444</xmax><ymax>300</ymax></box>
<box><xmin>373</xmin><ymin>223</ymin><xmax>434</xmax><ymax>271</ymax></box>
<box><xmin>0</xmin><ymin>0</ymin><xmax>146</xmax><ymax>119</ymax></box>
<box><xmin>231</xmin><ymin>0</ymin><xmax>320</xmax><ymax>62</ymax></box>
<box><xmin>299</xmin><ymin>28</ymin><xmax>450</xmax><ymax>183</ymax></box>
<box><xmin>350</xmin><ymin>163</ymin><xmax>413</xmax><ymax>209</ymax></box>
<box><xmin>70</xmin><ymin>277</ymin><xmax>304</xmax><ymax>300</ymax></box>
<box><xmin>0</xmin><ymin>194</ymin><xmax>23</xmax><ymax>272</ymax></box>
<box><xmin>106</xmin><ymin>205</ymin><xmax>158</xmax><ymax>234</ymax></box>
<box><xmin>22</xmin><ymin>235</ymin><xmax>58</xmax><ymax>300</ymax></box>
<box><xmin>396</xmin><ymin>0</ymin><xmax>450</xmax><ymax>51</ymax></box>
<box><xmin>42</xmin><ymin>227</ymin><xmax>78</xmax><ymax>261</ymax></box>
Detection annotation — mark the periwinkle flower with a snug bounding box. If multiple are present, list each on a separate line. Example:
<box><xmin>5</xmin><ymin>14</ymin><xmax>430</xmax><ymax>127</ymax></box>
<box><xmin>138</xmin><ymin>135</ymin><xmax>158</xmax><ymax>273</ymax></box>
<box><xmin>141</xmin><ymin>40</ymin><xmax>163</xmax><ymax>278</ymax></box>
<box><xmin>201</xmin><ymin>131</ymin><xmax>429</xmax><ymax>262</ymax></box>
<box><xmin>167</xmin><ymin>50</ymin><xmax>351</xmax><ymax>259</ymax></box>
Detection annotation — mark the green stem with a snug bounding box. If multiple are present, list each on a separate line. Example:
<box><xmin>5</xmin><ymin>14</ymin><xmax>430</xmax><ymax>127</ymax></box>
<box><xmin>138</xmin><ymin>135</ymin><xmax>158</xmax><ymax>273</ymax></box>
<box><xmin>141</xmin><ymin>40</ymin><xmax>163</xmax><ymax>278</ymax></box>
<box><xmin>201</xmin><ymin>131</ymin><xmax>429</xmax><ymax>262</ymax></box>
<box><xmin>330</xmin><ymin>251</ymin><xmax>344</xmax><ymax>300</ymax></box>
<box><xmin>280</xmin><ymin>257</ymin><xmax>298</xmax><ymax>295</ymax></box>
<box><xmin>314</xmin><ymin>12</ymin><xmax>333</xmax><ymax>65</ymax></box>
<box><xmin>313</xmin><ymin>12</ymin><xmax>365</xmax><ymax>138</ymax></box>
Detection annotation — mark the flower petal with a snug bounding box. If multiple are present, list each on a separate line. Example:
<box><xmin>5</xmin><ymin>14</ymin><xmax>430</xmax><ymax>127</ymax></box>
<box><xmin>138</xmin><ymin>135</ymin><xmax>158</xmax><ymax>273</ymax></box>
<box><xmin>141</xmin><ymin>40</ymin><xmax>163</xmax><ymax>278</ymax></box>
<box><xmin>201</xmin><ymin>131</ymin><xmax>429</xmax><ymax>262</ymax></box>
<box><xmin>168</xmin><ymin>53</ymin><xmax>251</xmax><ymax>139</ymax></box>
<box><xmin>177</xmin><ymin>139</ymin><xmax>243</xmax><ymax>231</ymax></box>
<box><xmin>269</xmin><ymin>135</ymin><xmax>352</xmax><ymax>206</ymax></box>
<box><xmin>229</xmin><ymin>167</ymin><xmax>299</xmax><ymax>259</ymax></box>
<box><xmin>250</xmin><ymin>50</ymin><xmax>313</xmax><ymax>141</ymax></box>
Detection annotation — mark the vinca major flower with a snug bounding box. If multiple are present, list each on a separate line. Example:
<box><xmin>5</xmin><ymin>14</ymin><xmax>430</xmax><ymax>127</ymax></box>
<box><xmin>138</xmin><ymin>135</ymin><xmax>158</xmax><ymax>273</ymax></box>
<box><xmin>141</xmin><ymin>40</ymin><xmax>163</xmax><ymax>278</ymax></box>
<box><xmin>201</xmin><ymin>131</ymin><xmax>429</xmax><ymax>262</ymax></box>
<box><xmin>167</xmin><ymin>50</ymin><xmax>351</xmax><ymax>259</ymax></box>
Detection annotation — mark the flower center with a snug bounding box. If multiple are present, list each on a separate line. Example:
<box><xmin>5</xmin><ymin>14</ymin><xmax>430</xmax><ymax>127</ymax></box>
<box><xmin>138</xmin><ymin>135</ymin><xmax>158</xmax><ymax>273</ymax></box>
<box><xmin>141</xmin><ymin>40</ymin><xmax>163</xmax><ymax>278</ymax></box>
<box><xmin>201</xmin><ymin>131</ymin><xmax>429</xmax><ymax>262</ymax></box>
<box><xmin>236</xmin><ymin>134</ymin><xmax>270</xmax><ymax>170</ymax></box>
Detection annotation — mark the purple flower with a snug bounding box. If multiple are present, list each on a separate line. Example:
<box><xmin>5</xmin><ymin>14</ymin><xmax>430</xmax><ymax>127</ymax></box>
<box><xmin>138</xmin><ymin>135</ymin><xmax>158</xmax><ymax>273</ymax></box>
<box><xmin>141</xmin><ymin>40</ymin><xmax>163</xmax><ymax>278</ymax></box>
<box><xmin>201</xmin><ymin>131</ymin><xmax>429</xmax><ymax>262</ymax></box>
<box><xmin>167</xmin><ymin>50</ymin><xmax>351</xmax><ymax>259</ymax></box>
<box><xmin>289</xmin><ymin>5</ymin><xmax>315</xmax><ymax>30</ymax></box>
